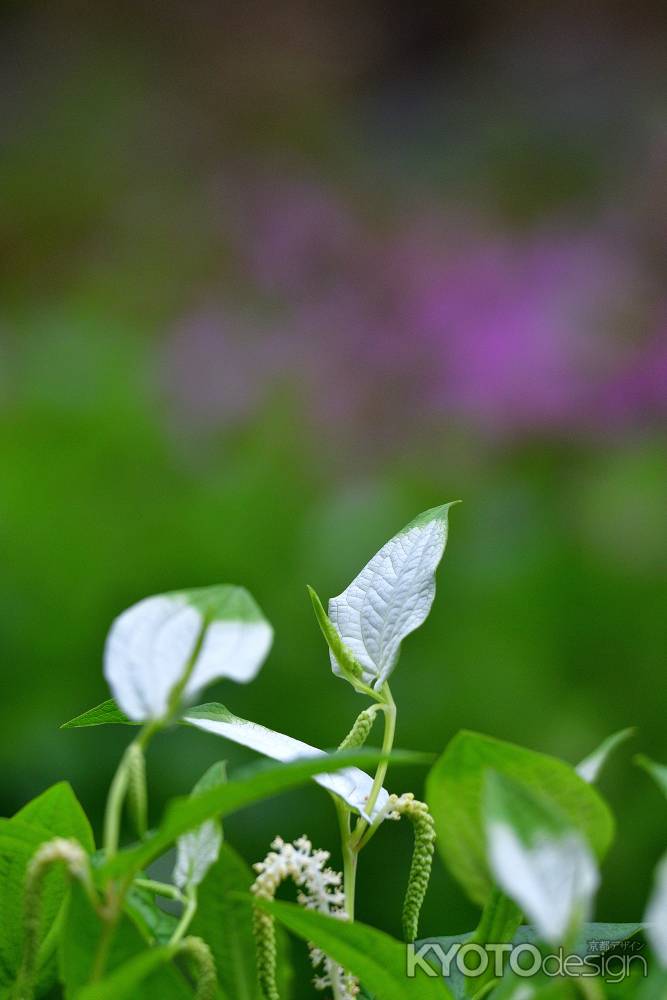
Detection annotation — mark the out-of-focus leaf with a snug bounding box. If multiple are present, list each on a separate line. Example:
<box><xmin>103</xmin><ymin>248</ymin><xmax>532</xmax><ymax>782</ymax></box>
<box><xmin>636</xmin><ymin>756</ymin><xmax>667</xmax><ymax>800</ymax></box>
<box><xmin>426</xmin><ymin>730</ymin><xmax>614</xmax><ymax>905</ymax></box>
<box><xmin>575</xmin><ymin>728</ymin><xmax>635</xmax><ymax>783</ymax></box>
<box><xmin>173</xmin><ymin>761</ymin><xmax>226</xmax><ymax>891</ymax></box>
<box><xmin>73</xmin><ymin>946</ymin><xmax>175</xmax><ymax>1000</ymax></box>
<box><xmin>104</xmin><ymin>584</ymin><xmax>273</xmax><ymax>721</ymax></box>
<box><xmin>14</xmin><ymin>782</ymin><xmax>95</xmax><ymax>853</ymax></box>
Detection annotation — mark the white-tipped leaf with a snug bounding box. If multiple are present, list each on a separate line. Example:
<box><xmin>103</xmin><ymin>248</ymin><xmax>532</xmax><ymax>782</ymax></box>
<box><xmin>576</xmin><ymin>728</ymin><xmax>634</xmax><ymax>784</ymax></box>
<box><xmin>484</xmin><ymin>772</ymin><xmax>599</xmax><ymax>945</ymax></box>
<box><xmin>184</xmin><ymin>703</ymin><xmax>389</xmax><ymax>821</ymax></box>
<box><xmin>174</xmin><ymin>761</ymin><xmax>226</xmax><ymax>890</ymax></box>
<box><xmin>645</xmin><ymin>855</ymin><xmax>667</xmax><ymax>966</ymax></box>
<box><xmin>327</xmin><ymin>503</ymin><xmax>457</xmax><ymax>688</ymax></box>
<box><xmin>104</xmin><ymin>585</ymin><xmax>273</xmax><ymax>721</ymax></box>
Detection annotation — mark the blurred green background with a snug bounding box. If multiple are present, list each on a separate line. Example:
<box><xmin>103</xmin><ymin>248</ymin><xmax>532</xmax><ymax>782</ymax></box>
<box><xmin>1</xmin><ymin>2</ymin><xmax>666</xmax><ymax>994</ymax></box>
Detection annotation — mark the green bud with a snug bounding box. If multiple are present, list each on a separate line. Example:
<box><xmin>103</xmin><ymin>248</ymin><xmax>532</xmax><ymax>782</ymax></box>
<box><xmin>397</xmin><ymin>797</ymin><xmax>436</xmax><ymax>942</ymax></box>
<box><xmin>127</xmin><ymin>743</ymin><xmax>148</xmax><ymax>838</ymax></box>
<box><xmin>252</xmin><ymin>906</ymin><xmax>280</xmax><ymax>1000</ymax></box>
<box><xmin>337</xmin><ymin>708</ymin><xmax>378</xmax><ymax>750</ymax></box>
<box><xmin>175</xmin><ymin>936</ymin><xmax>217</xmax><ymax>1000</ymax></box>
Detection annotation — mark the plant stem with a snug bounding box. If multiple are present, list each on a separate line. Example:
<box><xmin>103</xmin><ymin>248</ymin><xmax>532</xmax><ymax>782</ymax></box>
<box><xmin>335</xmin><ymin>800</ymin><xmax>357</xmax><ymax>921</ymax></box>
<box><xmin>169</xmin><ymin>888</ymin><xmax>198</xmax><ymax>946</ymax></box>
<box><xmin>350</xmin><ymin>683</ymin><xmax>396</xmax><ymax>850</ymax></box>
<box><xmin>133</xmin><ymin>878</ymin><xmax>186</xmax><ymax>903</ymax></box>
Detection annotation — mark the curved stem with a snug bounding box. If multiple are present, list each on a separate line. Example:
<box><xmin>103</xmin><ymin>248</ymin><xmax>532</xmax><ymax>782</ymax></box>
<box><xmin>334</xmin><ymin>799</ymin><xmax>357</xmax><ymax>921</ymax></box>
<box><xmin>350</xmin><ymin>684</ymin><xmax>396</xmax><ymax>851</ymax></box>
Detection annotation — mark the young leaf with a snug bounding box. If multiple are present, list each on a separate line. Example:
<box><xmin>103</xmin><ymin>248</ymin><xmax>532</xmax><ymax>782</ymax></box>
<box><xmin>484</xmin><ymin>772</ymin><xmax>599</xmax><ymax>945</ymax></box>
<box><xmin>575</xmin><ymin>728</ymin><xmax>635</xmax><ymax>783</ymax></box>
<box><xmin>190</xmin><ymin>842</ymin><xmax>293</xmax><ymax>1000</ymax></box>
<box><xmin>125</xmin><ymin>885</ymin><xmax>179</xmax><ymax>945</ymax></box>
<box><xmin>636</xmin><ymin>755</ymin><xmax>667</xmax><ymax>799</ymax></box>
<box><xmin>173</xmin><ymin>761</ymin><xmax>226</xmax><ymax>891</ymax></box>
<box><xmin>100</xmin><ymin>747</ymin><xmax>420</xmax><ymax>880</ymax></box>
<box><xmin>184</xmin><ymin>702</ymin><xmax>391</xmax><ymax>820</ymax></box>
<box><xmin>104</xmin><ymin>584</ymin><xmax>273</xmax><ymax>721</ymax></box>
<box><xmin>307</xmin><ymin>585</ymin><xmax>369</xmax><ymax>693</ymax></box>
<box><xmin>645</xmin><ymin>854</ymin><xmax>667</xmax><ymax>966</ymax></box>
<box><xmin>61</xmin><ymin>698</ymin><xmax>135</xmax><ymax>729</ymax></box>
<box><xmin>251</xmin><ymin>896</ymin><xmax>453</xmax><ymax>1000</ymax></box>
<box><xmin>327</xmin><ymin>503</ymin><xmax>457</xmax><ymax>688</ymax></box>
<box><xmin>426</xmin><ymin>730</ymin><xmax>613</xmax><ymax>905</ymax></box>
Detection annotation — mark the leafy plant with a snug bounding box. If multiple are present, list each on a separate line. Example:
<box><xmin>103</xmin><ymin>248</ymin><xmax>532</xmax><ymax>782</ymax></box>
<box><xmin>3</xmin><ymin>503</ymin><xmax>663</xmax><ymax>998</ymax></box>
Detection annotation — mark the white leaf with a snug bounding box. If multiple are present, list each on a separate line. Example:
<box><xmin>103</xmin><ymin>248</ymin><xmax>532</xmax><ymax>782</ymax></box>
<box><xmin>104</xmin><ymin>585</ymin><xmax>273</xmax><ymax>721</ymax></box>
<box><xmin>645</xmin><ymin>855</ymin><xmax>667</xmax><ymax>966</ymax></box>
<box><xmin>183</xmin><ymin>704</ymin><xmax>389</xmax><ymax>821</ymax></box>
<box><xmin>327</xmin><ymin>504</ymin><xmax>456</xmax><ymax>687</ymax></box>
<box><xmin>174</xmin><ymin>820</ymin><xmax>222</xmax><ymax>890</ymax></box>
<box><xmin>487</xmin><ymin>823</ymin><xmax>599</xmax><ymax>945</ymax></box>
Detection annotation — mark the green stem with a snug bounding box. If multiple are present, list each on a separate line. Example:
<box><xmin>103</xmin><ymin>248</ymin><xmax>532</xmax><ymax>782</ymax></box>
<box><xmin>169</xmin><ymin>888</ymin><xmax>198</xmax><ymax>946</ymax></box>
<box><xmin>335</xmin><ymin>800</ymin><xmax>357</xmax><ymax>921</ymax></box>
<box><xmin>350</xmin><ymin>683</ymin><xmax>396</xmax><ymax>850</ymax></box>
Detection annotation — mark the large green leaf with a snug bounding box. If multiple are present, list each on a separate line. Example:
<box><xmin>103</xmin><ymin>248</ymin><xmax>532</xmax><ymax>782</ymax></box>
<box><xmin>14</xmin><ymin>782</ymin><xmax>95</xmax><ymax>854</ymax></box>
<box><xmin>426</xmin><ymin>731</ymin><xmax>614</xmax><ymax>905</ymax></box>
<box><xmin>100</xmin><ymin>748</ymin><xmax>426</xmax><ymax>880</ymax></box>
<box><xmin>61</xmin><ymin>699</ymin><xmax>134</xmax><ymax>729</ymax></box>
<box><xmin>190</xmin><ymin>842</ymin><xmax>293</xmax><ymax>1000</ymax></box>
<box><xmin>73</xmin><ymin>947</ymin><xmax>175</xmax><ymax>1000</ymax></box>
<box><xmin>252</xmin><ymin>897</ymin><xmax>452</xmax><ymax>1000</ymax></box>
<box><xmin>59</xmin><ymin>882</ymin><xmax>191</xmax><ymax>999</ymax></box>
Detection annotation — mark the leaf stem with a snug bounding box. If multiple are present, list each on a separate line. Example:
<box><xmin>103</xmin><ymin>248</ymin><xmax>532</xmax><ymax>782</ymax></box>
<box><xmin>169</xmin><ymin>887</ymin><xmax>198</xmax><ymax>946</ymax></box>
<box><xmin>133</xmin><ymin>878</ymin><xmax>186</xmax><ymax>903</ymax></box>
<box><xmin>350</xmin><ymin>683</ymin><xmax>396</xmax><ymax>851</ymax></box>
<box><xmin>334</xmin><ymin>799</ymin><xmax>357</xmax><ymax>921</ymax></box>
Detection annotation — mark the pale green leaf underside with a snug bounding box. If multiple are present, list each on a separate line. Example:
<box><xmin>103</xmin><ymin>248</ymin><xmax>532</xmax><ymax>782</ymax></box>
<box><xmin>328</xmin><ymin>503</ymin><xmax>458</xmax><ymax>687</ymax></box>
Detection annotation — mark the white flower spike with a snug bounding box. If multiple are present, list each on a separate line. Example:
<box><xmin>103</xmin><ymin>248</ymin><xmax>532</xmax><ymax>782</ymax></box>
<box><xmin>327</xmin><ymin>503</ymin><xmax>457</xmax><ymax>688</ymax></box>
<box><xmin>183</xmin><ymin>703</ymin><xmax>390</xmax><ymax>822</ymax></box>
<box><xmin>104</xmin><ymin>585</ymin><xmax>273</xmax><ymax>722</ymax></box>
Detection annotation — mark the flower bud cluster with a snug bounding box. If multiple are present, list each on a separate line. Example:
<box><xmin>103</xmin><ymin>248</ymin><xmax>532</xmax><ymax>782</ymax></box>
<box><xmin>386</xmin><ymin>794</ymin><xmax>436</xmax><ymax>942</ymax></box>
<box><xmin>337</xmin><ymin>708</ymin><xmax>378</xmax><ymax>751</ymax></box>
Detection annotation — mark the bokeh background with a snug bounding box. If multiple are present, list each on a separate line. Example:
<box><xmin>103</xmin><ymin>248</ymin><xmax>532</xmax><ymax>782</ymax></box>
<box><xmin>2</xmin><ymin>2</ymin><xmax>666</xmax><ymax>994</ymax></box>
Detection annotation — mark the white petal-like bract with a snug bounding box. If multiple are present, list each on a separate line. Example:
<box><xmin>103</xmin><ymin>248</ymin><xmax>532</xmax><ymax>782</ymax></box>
<box><xmin>104</xmin><ymin>585</ymin><xmax>273</xmax><ymax>721</ymax></box>
<box><xmin>184</xmin><ymin>704</ymin><xmax>389</xmax><ymax>821</ymax></box>
<box><xmin>645</xmin><ymin>855</ymin><xmax>667</xmax><ymax>966</ymax></box>
<box><xmin>327</xmin><ymin>504</ymin><xmax>456</xmax><ymax>687</ymax></box>
<box><xmin>487</xmin><ymin>823</ymin><xmax>599</xmax><ymax>945</ymax></box>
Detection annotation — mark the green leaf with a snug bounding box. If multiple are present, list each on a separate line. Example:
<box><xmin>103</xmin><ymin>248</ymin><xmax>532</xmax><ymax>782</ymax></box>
<box><xmin>124</xmin><ymin>886</ymin><xmax>179</xmax><ymax>946</ymax></box>
<box><xmin>252</xmin><ymin>896</ymin><xmax>453</xmax><ymax>1000</ymax></box>
<box><xmin>14</xmin><ymin>782</ymin><xmax>95</xmax><ymax>853</ymax></box>
<box><xmin>575</xmin><ymin>728</ymin><xmax>635</xmax><ymax>783</ymax></box>
<box><xmin>191</xmin><ymin>842</ymin><xmax>293</xmax><ymax>1000</ymax></box>
<box><xmin>59</xmin><ymin>882</ymin><xmax>190</xmax><ymax>999</ymax></box>
<box><xmin>636</xmin><ymin>755</ymin><xmax>667</xmax><ymax>799</ymax></box>
<box><xmin>307</xmin><ymin>586</ymin><xmax>369</xmax><ymax>692</ymax></box>
<box><xmin>61</xmin><ymin>698</ymin><xmax>135</xmax><ymax>729</ymax></box>
<box><xmin>100</xmin><ymin>748</ymin><xmax>426</xmax><ymax>881</ymax></box>
<box><xmin>73</xmin><ymin>946</ymin><xmax>175</xmax><ymax>1000</ymax></box>
<box><xmin>426</xmin><ymin>730</ymin><xmax>614</xmax><ymax>905</ymax></box>
<box><xmin>327</xmin><ymin>503</ymin><xmax>458</xmax><ymax>688</ymax></box>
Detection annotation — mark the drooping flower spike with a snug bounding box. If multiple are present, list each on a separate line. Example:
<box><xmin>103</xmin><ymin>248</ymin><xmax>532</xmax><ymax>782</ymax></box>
<box><xmin>104</xmin><ymin>584</ymin><xmax>273</xmax><ymax>722</ymax></box>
